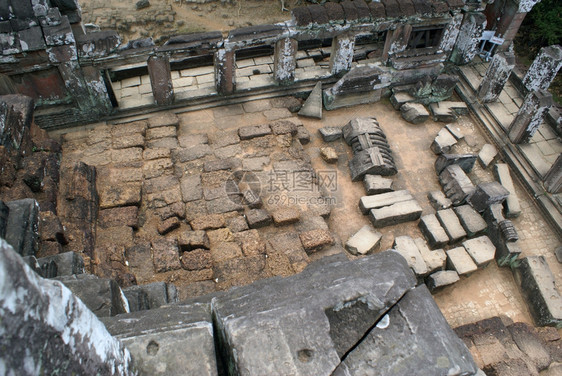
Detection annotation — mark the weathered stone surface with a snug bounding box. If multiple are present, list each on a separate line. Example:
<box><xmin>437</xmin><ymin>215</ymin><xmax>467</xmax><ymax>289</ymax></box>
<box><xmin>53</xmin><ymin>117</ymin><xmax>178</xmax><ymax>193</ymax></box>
<box><xmin>319</xmin><ymin>126</ymin><xmax>342</xmax><ymax>142</ymax></box>
<box><xmin>363</xmin><ymin>174</ymin><xmax>393</xmax><ymax>195</ymax></box>
<box><xmin>151</xmin><ymin>239</ymin><xmax>181</xmax><ymax>273</ymax></box>
<box><xmin>393</xmin><ymin>236</ymin><xmax>429</xmax><ymax>277</ymax></box>
<box><xmin>522</xmin><ymin>45</ymin><xmax>562</xmax><ymax>93</ymax></box>
<box><xmin>494</xmin><ymin>163</ymin><xmax>521</xmax><ymax>218</ymax></box>
<box><xmin>296</xmin><ymin>125</ymin><xmax>311</xmax><ymax>145</ymax></box>
<box><xmin>148</xmin><ymin>112</ymin><xmax>179</xmax><ymax>129</ymax></box>
<box><xmin>349</xmin><ymin>146</ymin><xmax>397</xmax><ymax>181</ymax></box>
<box><xmin>246</xmin><ymin>208</ymin><xmax>272</xmax><ymax>229</ymax></box>
<box><xmin>428</xmin><ymin>190</ymin><xmax>453</xmax><ymax>210</ymax></box>
<box><xmin>513</xmin><ymin>256</ymin><xmax>562</xmax><ymax>327</ymax></box>
<box><xmin>0</xmin><ymin>200</ymin><xmax>8</xmax><ymax>238</ymax></box>
<box><xmin>359</xmin><ymin>190</ymin><xmax>413</xmax><ymax>214</ymax></box>
<box><xmin>206</xmin><ymin>196</ymin><xmax>244</xmax><ymax>214</ymax></box>
<box><xmin>369</xmin><ymin>200</ymin><xmax>423</xmax><ymax>227</ymax></box>
<box><xmin>190</xmin><ymin>214</ymin><xmax>225</xmax><ymax>231</ymax></box>
<box><xmin>0</xmin><ymin>241</ymin><xmax>133</xmax><ymax>375</ymax></box>
<box><xmin>431</xmin><ymin>127</ymin><xmax>457</xmax><ymax>154</ymax></box>
<box><xmin>446</xmin><ymin>246</ymin><xmax>478</xmax><ymax>276</ymax></box>
<box><xmin>226</xmin><ymin>216</ymin><xmax>249</xmax><ymax>233</ymax></box>
<box><xmin>158</xmin><ymin>217</ymin><xmax>180</xmax><ymax>235</ymax></box>
<box><xmin>172</xmin><ymin>144</ymin><xmax>212</xmax><ymax>163</ymax></box>
<box><xmin>419</xmin><ymin>214</ymin><xmax>450</xmax><ymax>248</ymax></box>
<box><xmin>98</xmin><ymin>206</ymin><xmax>139</xmax><ymax>229</ymax></box>
<box><xmin>213</xmin><ymin>252</ymin><xmax>417</xmax><ymax>375</ymax></box>
<box><xmin>148</xmin><ymin>55</ymin><xmax>174</xmax><ymax>106</ymax></box>
<box><xmin>178</xmin><ymin>230</ymin><xmax>210</xmax><ymax>251</ymax></box>
<box><xmin>345</xmin><ymin>225</ymin><xmax>382</xmax><ymax>255</ymax></box>
<box><xmin>320</xmin><ymin>146</ymin><xmax>338</xmax><ymax>163</ymax></box>
<box><xmin>298</xmin><ymin>81</ymin><xmax>323</xmax><ymax>119</ymax></box>
<box><xmin>5</xmin><ymin>198</ymin><xmax>39</xmax><ymax>257</ymax></box>
<box><xmin>269</xmin><ymin>120</ymin><xmax>297</xmax><ymax>136</ymax></box>
<box><xmin>180</xmin><ymin>174</ymin><xmax>203</xmax><ymax>202</ymax></box>
<box><xmin>478</xmin><ymin>52</ymin><xmax>516</xmax><ymax>102</ymax></box>
<box><xmin>454</xmin><ymin>204</ymin><xmax>487</xmax><ymax>237</ymax></box>
<box><xmin>478</xmin><ymin>143</ymin><xmax>498</xmax><ymax>168</ymax></box>
<box><xmin>509</xmin><ymin>89</ymin><xmax>553</xmax><ymax>144</ymax></box>
<box><xmin>390</xmin><ymin>91</ymin><xmax>415</xmax><ymax>109</ymax></box>
<box><xmin>122</xmin><ymin>282</ymin><xmax>177</xmax><ymax>312</ymax></box>
<box><xmin>435</xmin><ymin>153</ymin><xmax>477</xmax><ymax>174</ymax></box>
<box><xmin>437</xmin><ymin>208</ymin><xmax>467</xmax><ymax>243</ymax></box>
<box><xmin>125</xmin><ymin>243</ymin><xmax>154</xmax><ymax>284</ymax></box>
<box><xmin>299</xmin><ymin>228</ymin><xmax>334</xmax><ymax>252</ymax></box>
<box><xmin>450</xmin><ymin>12</ymin><xmax>487</xmax><ymax>65</ymax></box>
<box><xmin>400</xmin><ymin>102</ymin><xmax>429</xmax><ymax>124</ymax></box>
<box><xmin>37</xmin><ymin>251</ymin><xmax>84</xmax><ymax>277</ymax></box>
<box><xmin>439</xmin><ymin>164</ymin><xmax>476</xmax><ymax>205</ymax></box>
<box><xmin>468</xmin><ymin>182</ymin><xmax>510</xmax><ymax>213</ymax></box>
<box><xmin>272</xmin><ymin>206</ymin><xmax>300</xmax><ymax>226</ymax></box>
<box><xmin>507</xmin><ymin>322</ymin><xmax>552</xmax><ymax>372</ymax></box>
<box><xmin>98</xmin><ymin>182</ymin><xmax>141</xmax><ymax>209</ymax></box>
<box><xmin>181</xmin><ymin>249</ymin><xmax>212</xmax><ymax>271</ymax></box>
<box><xmin>463</xmin><ymin>236</ymin><xmax>496</xmax><ymax>267</ymax></box>
<box><xmin>334</xmin><ymin>284</ymin><xmax>478</xmax><ymax>375</ymax></box>
<box><xmin>238</xmin><ymin>124</ymin><xmax>272</xmax><ymax>140</ymax></box>
<box><xmin>102</xmin><ymin>303</ymin><xmax>217</xmax><ymax>376</ymax></box>
<box><xmin>427</xmin><ymin>270</ymin><xmax>459</xmax><ymax>292</ymax></box>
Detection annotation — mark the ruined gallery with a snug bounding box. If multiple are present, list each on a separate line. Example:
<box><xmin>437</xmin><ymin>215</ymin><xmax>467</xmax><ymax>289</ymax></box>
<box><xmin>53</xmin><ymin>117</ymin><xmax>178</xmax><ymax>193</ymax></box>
<box><xmin>0</xmin><ymin>0</ymin><xmax>561</xmax><ymax>374</ymax></box>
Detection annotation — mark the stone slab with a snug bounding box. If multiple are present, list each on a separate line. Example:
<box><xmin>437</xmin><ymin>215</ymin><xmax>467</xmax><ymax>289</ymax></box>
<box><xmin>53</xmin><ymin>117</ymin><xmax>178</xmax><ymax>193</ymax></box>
<box><xmin>435</xmin><ymin>153</ymin><xmax>477</xmax><ymax>175</ymax></box>
<box><xmin>414</xmin><ymin>238</ymin><xmax>446</xmax><ymax>274</ymax></box>
<box><xmin>431</xmin><ymin>128</ymin><xmax>457</xmax><ymax>154</ymax></box>
<box><xmin>467</xmin><ymin>182</ymin><xmax>510</xmax><ymax>213</ymax></box>
<box><xmin>319</xmin><ymin>126</ymin><xmax>342</xmax><ymax>142</ymax></box>
<box><xmin>493</xmin><ymin>163</ymin><xmax>521</xmax><ymax>218</ymax></box>
<box><xmin>37</xmin><ymin>251</ymin><xmax>84</xmax><ymax>277</ymax></box>
<box><xmin>437</xmin><ymin>208</ymin><xmax>467</xmax><ymax>243</ymax></box>
<box><xmin>5</xmin><ymin>198</ymin><xmax>39</xmax><ymax>257</ymax></box>
<box><xmin>393</xmin><ymin>236</ymin><xmax>430</xmax><ymax>277</ymax></box>
<box><xmin>462</xmin><ymin>236</ymin><xmax>496</xmax><ymax>267</ymax></box>
<box><xmin>454</xmin><ymin>204</ymin><xmax>487</xmax><ymax>237</ymax></box>
<box><xmin>446</xmin><ymin>246</ymin><xmax>477</xmax><ymax>276</ymax></box>
<box><xmin>426</xmin><ymin>270</ymin><xmax>460</xmax><ymax>292</ymax></box>
<box><xmin>427</xmin><ymin>190</ymin><xmax>452</xmax><ymax>210</ymax></box>
<box><xmin>359</xmin><ymin>190</ymin><xmax>413</xmax><ymax>214</ymax></box>
<box><xmin>419</xmin><ymin>214</ymin><xmax>450</xmax><ymax>248</ymax></box>
<box><xmin>478</xmin><ymin>143</ymin><xmax>498</xmax><ymax>168</ymax></box>
<box><xmin>345</xmin><ymin>225</ymin><xmax>382</xmax><ymax>255</ymax></box>
<box><xmin>369</xmin><ymin>200</ymin><xmax>423</xmax><ymax>228</ymax></box>
<box><xmin>363</xmin><ymin>174</ymin><xmax>393</xmax><ymax>195</ymax></box>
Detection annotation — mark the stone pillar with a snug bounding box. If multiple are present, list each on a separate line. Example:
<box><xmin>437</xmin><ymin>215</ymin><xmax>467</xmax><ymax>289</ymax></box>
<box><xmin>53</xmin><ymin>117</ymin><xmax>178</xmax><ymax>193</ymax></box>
<box><xmin>477</xmin><ymin>52</ymin><xmax>516</xmax><ymax>102</ymax></box>
<box><xmin>449</xmin><ymin>12</ymin><xmax>487</xmax><ymax>65</ymax></box>
<box><xmin>522</xmin><ymin>45</ymin><xmax>562</xmax><ymax>92</ymax></box>
<box><xmin>544</xmin><ymin>154</ymin><xmax>562</xmax><ymax>193</ymax></box>
<box><xmin>148</xmin><ymin>55</ymin><xmax>174</xmax><ymax>105</ymax></box>
<box><xmin>329</xmin><ymin>33</ymin><xmax>355</xmax><ymax>76</ymax></box>
<box><xmin>439</xmin><ymin>13</ymin><xmax>464</xmax><ymax>58</ymax></box>
<box><xmin>274</xmin><ymin>37</ymin><xmax>297</xmax><ymax>85</ymax></box>
<box><xmin>214</xmin><ymin>48</ymin><xmax>236</xmax><ymax>95</ymax></box>
<box><xmin>82</xmin><ymin>66</ymin><xmax>113</xmax><ymax>112</ymax></box>
<box><xmin>508</xmin><ymin>90</ymin><xmax>553</xmax><ymax>144</ymax></box>
<box><xmin>382</xmin><ymin>24</ymin><xmax>412</xmax><ymax>63</ymax></box>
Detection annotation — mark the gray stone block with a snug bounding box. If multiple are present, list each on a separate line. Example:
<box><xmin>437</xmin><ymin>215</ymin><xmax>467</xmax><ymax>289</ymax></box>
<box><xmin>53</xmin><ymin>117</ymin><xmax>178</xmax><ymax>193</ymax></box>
<box><xmin>439</xmin><ymin>164</ymin><xmax>475</xmax><ymax>205</ymax></box>
<box><xmin>437</xmin><ymin>208</ymin><xmax>467</xmax><ymax>243</ymax></box>
<box><xmin>298</xmin><ymin>81</ymin><xmax>323</xmax><ymax>119</ymax></box>
<box><xmin>5</xmin><ymin>198</ymin><xmax>39</xmax><ymax>257</ymax></box>
<box><xmin>446</xmin><ymin>246</ymin><xmax>477</xmax><ymax>276</ymax></box>
<box><xmin>496</xmin><ymin>241</ymin><xmax>522</xmax><ymax>267</ymax></box>
<box><xmin>0</xmin><ymin>200</ymin><xmax>8</xmax><ymax>238</ymax></box>
<box><xmin>493</xmin><ymin>163</ymin><xmax>521</xmax><ymax>218</ymax></box>
<box><xmin>413</xmin><ymin>238</ymin><xmax>446</xmax><ymax>273</ymax></box>
<box><xmin>102</xmin><ymin>303</ymin><xmax>217</xmax><ymax>376</ymax></box>
<box><xmin>556</xmin><ymin>246</ymin><xmax>562</xmax><ymax>264</ymax></box>
<box><xmin>369</xmin><ymin>200</ymin><xmax>423</xmax><ymax>227</ymax></box>
<box><xmin>122</xmin><ymin>282</ymin><xmax>178</xmax><ymax>312</ymax></box>
<box><xmin>363</xmin><ymin>174</ymin><xmax>393</xmax><ymax>195</ymax></box>
<box><xmin>445</xmin><ymin>123</ymin><xmax>465</xmax><ymax>140</ymax></box>
<box><xmin>431</xmin><ymin>128</ymin><xmax>457</xmax><ymax>154</ymax></box>
<box><xmin>318</xmin><ymin>126</ymin><xmax>342</xmax><ymax>142</ymax></box>
<box><xmin>419</xmin><ymin>214</ymin><xmax>450</xmax><ymax>248</ymax></box>
<box><xmin>341</xmin><ymin>117</ymin><xmax>381</xmax><ymax>144</ymax></box>
<box><xmin>454</xmin><ymin>204</ymin><xmax>487</xmax><ymax>237</ymax></box>
<box><xmin>390</xmin><ymin>91</ymin><xmax>415</xmax><ymax>109</ymax></box>
<box><xmin>468</xmin><ymin>182</ymin><xmax>510</xmax><ymax>213</ymax></box>
<box><xmin>478</xmin><ymin>143</ymin><xmax>498</xmax><ymax>168</ymax></box>
<box><xmin>334</xmin><ymin>285</ymin><xmax>478</xmax><ymax>375</ymax></box>
<box><xmin>345</xmin><ymin>225</ymin><xmax>382</xmax><ymax>255</ymax></box>
<box><xmin>246</xmin><ymin>208</ymin><xmax>272</xmax><ymax>229</ymax></box>
<box><xmin>513</xmin><ymin>256</ymin><xmax>562</xmax><ymax>327</ymax></box>
<box><xmin>393</xmin><ymin>236</ymin><xmax>430</xmax><ymax>277</ymax></box>
<box><xmin>359</xmin><ymin>190</ymin><xmax>413</xmax><ymax>214</ymax></box>
<box><xmin>426</xmin><ymin>270</ymin><xmax>460</xmax><ymax>292</ymax></box>
<box><xmin>400</xmin><ymin>102</ymin><xmax>429</xmax><ymax>124</ymax></box>
<box><xmin>37</xmin><ymin>252</ymin><xmax>85</xmax><ymax>278</ymax></box>
<box><xmin>213</xmin><ymin>252</ymin><xmax>416</xmax><ymax>375</ymax></box>
<box><xmin>434</xmin><ymin>153</ymin><xmax>477</xmax><ymax>174</ymax></box>
<box><xmin>427</xmin><ymin>190</ymin><xmax>452</xmax><ymax>210</ymax></box>
<box><xmin>238</xmin><ymin>124</ymin><xmax>272</xmax><ymax>140</ymax></box>
<box><xmin>462</xmin><ymin>236</ymin><xmax>496</xmax><ymax>267</ymax></box>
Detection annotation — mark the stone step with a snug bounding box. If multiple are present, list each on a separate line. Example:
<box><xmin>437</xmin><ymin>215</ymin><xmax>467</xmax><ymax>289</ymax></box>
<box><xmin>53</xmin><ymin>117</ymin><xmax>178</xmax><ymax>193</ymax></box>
<box><xmin>437</xmin><ymin>208</ymin><xmax>467</xmax><ymax>243</ymax></box>
<box><xmin>418</xmin><ymin>214</ymin><xmax>450</xmax><ymax>248</ymax></box>
<box><xmin>359</xmin><ymin>190</ymin><xmax>414</xmax><ymax>214</ymax></box>
<box><xmin>446</xmin><ymin>246</ymin><xmax>478</xmax><ymax>276</ymax></box>
<box><xmin>369</xmin><ymin>200</ymin><xmax>423</xmax><ymax>228</ymax></box>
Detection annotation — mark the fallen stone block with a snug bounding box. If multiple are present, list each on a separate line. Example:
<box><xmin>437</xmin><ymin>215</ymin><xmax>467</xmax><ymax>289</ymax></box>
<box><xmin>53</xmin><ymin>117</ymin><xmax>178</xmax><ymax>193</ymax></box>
<box><xmin>56</xmin><ymin>274</ymin><xmax>129</xmax><ymax>317</ymax></box>
<box><xmin>319</xmin><ymin>126</ymin><xmax>342</xmax><ymax>142</ymax></box>
<box><xmin>463</xmin><ymin>236</ymin><xmax>496</xmax><ymax>267</ymax></box>
<box><xmin>446</xmin><ymin>246</ymin><xmax>478</xmax><ymax>276</ymax></box>
<box><xmin>419</xmin><ymin>214</ymin><xmax>450</xmax><ymax>248</ymax></box>
<box><xmin>320</xmin><ymin>146</ymin><xmax>338</xmax><ymax>163</ymax></box>
<box><xmin>496</xmin><ymin>241</ymin><xmax>523</xmax><ymax>267</ymax></box>
<box><xmin>427</xmin><ymin>190</ymin><xmax>452</xmax><ymax>210</ymax></box>
<box><xmin>157</xmin><ymin>217</ymin><xmax>180</xmax><ymax>235</ymax></box>
<box><xmin>369</xmin><ymin>200</ymin><xmax>423</xmax><ymax>227</ymax></box>
<box><xmin>349</xmin><ymin>146</ymin><xmax>397</xmax><ymax>181</ymax></box>
<box><xmin>445</xmin><ymin>123</ymin><xmax>465</xmax><ymax>140</ymax></box>
<box><xmin>298</xmin><ymin>81</ymin><xmax>323</xmax><ymax>119</ymax></box>
<box><xmin>363</xmin><ymin>174</ymin><xmax>393</xmax><ymax>195</ymax></box>
<box><xmin>334</xmin><ymin>284</ymin><xmax>478</xmax><ymax>375</ymax></box>
<box><xmin>296</xmin><ymin>125</ymin><xmax>311</xmax><ymax>145</ymax></box>
<box><xmin>5</xmin><ymin>198</ymin><xmax>40</xmax><ymax>257</ymax></box>
<box><xmin>37</xmin><ymin>252</ymin><xmax>85</xmax><ymax>278</ymax></box>
<box><xmin>390</xmin><ymin>91</ymin><xmax>415</xmax><ymax>109</ymax></box>
<box><xmin>439</xmin><ymin>164</ymin><xmax>476</xmax><ymax>205</ymax></box>
<box><xmin>212</xmin><ymin>251</ymin><xmax>417</xmax><ymax>375</ymax></box>
<box><xmin>454</xmin><ymin>204</ymin><xmax>487</xmax><ymax>237</ymax></box>
<box><xmin>342</xmin><ymin>117</ymin><xmax>381</xmax><ymax>144</ymax></box>
<box><xmin>513</xmin><ymin>256</ymin><xmax>562</xmax><ymax>327</ymax></box>
<box><xmin>431</xmin><ymin>127</ymin><xmax>457</xmax><ymax>154</ymax></box>
<box><xmin>246</xmin><ymin>208</ymin><xmax>272</xmax><ymax>229</ymax></box>
<box><xmin>429</xmin><ymin>102</ymin><xmax>456</xmax><ymax>122</ymax></box>
<box><xmin>478</xmin><ymin>143</ymin><xmax>498</xmax><ymax>168</ymax></box>
<box><xmin>426</xmin><ymin>270</ymin><xmax>460</xmax><ymax>292</ymax></box>
<box><xmin>238</xmin><ymin>124</ymin><xmax>272</xmax><ymax>140</ymax></box>
<box><xmin>467</xmin><ymin>182</ymin><xmax>510</xmax><ymax>213</ymax></box>
<box><xmin>400</xmin><ymin>102</ymin><xmax>429</xmax><ymax>124</ymax></box>
<box><xmin>507</xmin><ymin>322</ymin><xmax>552</xmax><ymax>372</ymax></box>
<box><xmin>414</xmin><ymin>238</ymin><xmax>446</xmax><ymax>273</ymax></box>
<box><xmin>359</xmin><ymin>190</ymin><xmax>414</xmax><ymax>214</ymax></box>
<box><xmin>437</xmin><ymin>208</ymin><xmax>467</xmax><ymax>243</ymax></box>
<box><xmin>345</xmin><ymin>225</ymin><xmax>382</xmax><ymax>255</ymax></box>
<box><xmin>494</xmin><ymin>163</ymin><xmax>521</xmax><ymax>218</ymax></box>
<box><xmin>434</xmin><ymin>153</ymin><xmax>477</xmax><ymax>174</ymax></box>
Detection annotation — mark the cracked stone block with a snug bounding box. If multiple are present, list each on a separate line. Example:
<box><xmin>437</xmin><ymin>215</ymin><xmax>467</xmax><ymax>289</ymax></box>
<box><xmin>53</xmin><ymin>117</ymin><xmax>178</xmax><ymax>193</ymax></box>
<box><xmin>493</xmin><ymin>163</ymin><xmax>521</xmax><ymax>218</ymax></box>
<box><xmin>434</xmin><ymin>153</ymin><xmax>476</xmax><ymax>175</ymax></box>
<box><xmin>298</xmin><ymin>81</ymin><xmax>323</xmax><ymax>119</ymax></box>
<box><xmin>462</xmin><ymin>236</ymin><xmax>496</xmax><ymax>267</ymax></box>
<box><xmin>393</xmin><ymin>236</ymin><xmax>430</xmax><ymax>277</ymax></box>
<box><xmin>37</xmin><ymin>251</ymin><xmax>84</xmax><ymax>278</ymax></box>
<box><xmin>414</xmin><ymin>238</ymin><xmax>446</xmax><ymax>274</ymax></box>
<box><xmin>439</xmin><ymin>164</ymin><xmax>476</xmax><ymax>205</ymax></box>
<box><xmin>431</xmin><ymin>127</ymin><xmax>457</xmax><ymax>154</ymax></box>
<box><xmin>299</xmin><ymin>228</ymin><xmax>334</xmax><ymax>252</ymax></box>
<box><xmin>400</xmin><ymin>102</ymin><xmax>429</xmax><ymax>124</ymax></box>
<box><xmin>212</xmin><ymin>251</ymin><xmax>417</xmax><ymax>375</ymax></box>
<box><xmin>419</xmin><ymin>214</ymin><xmax>449</xmax><ymax>248</ymax></box>
<box><xmin>467</xmin><ymin>182</ymin><xmax>510</xmax><ymax>213</ymax></box>
<box><xmin>454</xmin><ymin>205</ymin><xmax>487</xmax><ymax>237</ymax></box>
<box><xmin>446</xmin><ymin>246</ymin><xmax>477</xmax><ymax>276</ymax></box>
<box><xmin>345</xmin><ymin>225</ymin><xmax>382</xmax><ymax>256</ymax></box>
<box><xmin>437</xmin><ymin>209</ymin><xmax>467</xmax><ymax>243</ymax></box>
<box><xmin>363</xmin><ymin>174</ymin><xmax>393</xmax><ymax>195</ymax></box>
<box><xmin>513</xmin><ymin>256</ymin><xmax>562</xmax><ymax>327</ymax></box>
<box><xmin>238</xmin><ymin>124</ymin><xmax>272</xmax><ymax>140</ymax></box>
<box><xmin>427</xmin><ymin>190</ymin><xmax>452</xmax><ymax>211</ymax></box>
<box><xmin>427</xmin><ymin>270</ymin><xmax>459</xmax><ymax>292</ymax></box>
<box><xmin>369</xmin><ymin>200</ymin><xmax>423</xmax><ymax>228</ymax></box>
<box><xmin>319</xmin><ymin>126</ymin><xmax>342</xmax><ymax>142</ymax></box>
<box><xmin>478</xmin><ymin>143</ymin><xmax>498</xmax><ymax>168</ymax></box>
<box><xmin>359</xmin><ymin>190</ymin><xmax>414</xmax><ymax>214</ymax></box>
<box><xmin>320</xmin><ymin>147</ymin><xmax>338</xmax><ymax>164</ymax></box>
<box><xmin>246</xmin><ymin>209</ymin><xmax>272</xmax><ymax>229</ymax></box>
<box><xmin>334</xmin><ymin>284</ymin><xmax>478</xmax><ymax>375</ymax></box>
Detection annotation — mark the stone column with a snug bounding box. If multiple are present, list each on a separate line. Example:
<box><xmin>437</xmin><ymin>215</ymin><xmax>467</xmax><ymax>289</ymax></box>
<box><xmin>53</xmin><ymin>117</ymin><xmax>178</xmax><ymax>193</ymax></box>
<box><xmin>508</xmin><ymin>90</ymin><xmax>553</xmax><ymax>144</ymax></box>
<box><xmin>382</xmin><ymin>24</ymin><xmax>412</xmax><ymax>63</ymax></box>
<box><xmin>477</xmin><ymin>52</ymin><xmax>516</xmax><ymax>102</ymax></box>
<box><xmin>82</xmin><ymin>66</ymin><xmax>113</xmax><ymax>112</ymax></box>
<box><xmin>439</xmin><ymin>13</ymin><xmax>464</xmax><ymax>58</ymax></box>
<box><xmin>449</xmin><ymin>12</ymin><xmax>487</xmax><ymax>65</ymax></box>
<box><xmin>214</xmin><ymin>48</ymin><xmax>236</xmax><ymax>95</ymax></box>
<box><xmin>274</xmin><ymin>37</ymin><xmax>297</xmax><ymax>85</ymax></box>
<box><xmin>544</xmin><ymin>154</ymin><xmax>562</xmax><ymax>193</ymax></box>
<box><xmin>148</xmin><ymin>55</ymin><xmax>174</xmax><ymax>106</ymax></box>
<box><xmin>522</xmin><ymin>45</ymin><xmax>562</xmax><ymax>92</ymax></box>
<box><xmin>329</xmin><ymin>33</ymin><xmax>355</xmax><ymax>76</ymax></box>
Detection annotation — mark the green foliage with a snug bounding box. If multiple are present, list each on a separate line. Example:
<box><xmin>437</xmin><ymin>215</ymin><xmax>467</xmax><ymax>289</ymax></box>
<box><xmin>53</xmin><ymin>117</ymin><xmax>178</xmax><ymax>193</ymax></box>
<box><xmin>518</xmin><ymin>0</ymin><xmax>562</xmax><ymax>55</ymax></box>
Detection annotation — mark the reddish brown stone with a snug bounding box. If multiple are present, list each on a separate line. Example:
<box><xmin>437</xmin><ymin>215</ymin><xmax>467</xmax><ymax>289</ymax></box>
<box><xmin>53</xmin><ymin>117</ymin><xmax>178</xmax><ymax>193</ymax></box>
<box><xmin>98</xmin><ymin>206</ymin><xmax>139</xmax><ymax>229</ymax></box>
<box><xmin>37</xmin><ymin>240</ymin><xmax>62</xmax><ymax>258</ymax></box>
<box><xmin>272</xmin><ymin>207</ymin><xmax>301</xmax><ymax>226</ymax></box>
<box><xmin>190</xmin><ymin>213</ymin><xmax>226</xmax><ymax>231</ymax></box>
<box><xmin>210</xmin><ymin>242</ymin><xmax>243</xmax><ymax>263</ymax></box>
<box><xmin>151</xmin><ymin>239</ymin><xmax>181</xmax><ymax>273</ymax></box>
<box><xmin>299</xmin><ymin>229</ymin><xmax>334</xmax><ymax>252</ymax></box>
<box><xmin>234</xmin><ymin>229</ymin><xmax>266</xmax><ymax>256</ymax></box>
<box><xmin>180</xmin><ymin>249</ymin><xmax>212</xmax><ymax>271</ymax></box>
<box><xmin>158</xmin><ymin>217</ymin><xmax>181</xmax><ymax>235</ymax></box>
<box><xmin>38</xmin><ymin>211</ymin><xmax>66</xmax><ymax>243</ymax></box>
<box><xmin>177</xmin><ymin>230</ymin><xmax>210</xmax><ymax>251</ymax></box>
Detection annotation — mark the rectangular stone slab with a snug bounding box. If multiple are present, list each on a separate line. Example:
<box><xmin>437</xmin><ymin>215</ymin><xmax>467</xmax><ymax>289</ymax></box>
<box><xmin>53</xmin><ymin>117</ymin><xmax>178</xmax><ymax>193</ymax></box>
<box><xmin>454</xmin><ymin>204</ymin><xmax>487</xmax><ymax>237</ymax></box>
<box><xmin>446</xmin><ymin>246</ymin><xmax>477</xmax><ymax>276</ymax></box>
<box><xmin>359</xmin><ymin>190</ymin><xmax>413</xmax><ymax>214</ymax></box>
<box><xmin>393</xmin><ymin>236</ymin><xmax>429</xmax><ymax>277</ymax></box>
<box><xmin>369</xmin><ymin>200</ymin><xmax>423</xmax><ymax>227</ymax></box>
<box><xmin>437</xmin><ymin>208</ymin><xmax>467</xmax><ymax>243</ymax></box>
<box><xmin>419</xmin><ymin>214</ymin><xmax>450</xmax><ymax>248</ymax></box>
<box><xmin>427</xmin><ymin>270</ymin><xmax>460</xmax><ymax>292</ymax></box>
<box><xmin>462</xmin><ymin>236</ymin><xmax>496</xmax><ymax>267</ymax></box>
<box><xmin>345</xmin><ymin>225</ymin><xmax>382</xmax><ymax>255</ymax></box>
<box><xmin>494</xmin><ymin>163</ymin><xmax>521</xmax><ymax>218</ymax></box>
<box><xmin>414</xmin><ymin>237</ymin><xmax>446</xmax><ymax>273</ymax></box>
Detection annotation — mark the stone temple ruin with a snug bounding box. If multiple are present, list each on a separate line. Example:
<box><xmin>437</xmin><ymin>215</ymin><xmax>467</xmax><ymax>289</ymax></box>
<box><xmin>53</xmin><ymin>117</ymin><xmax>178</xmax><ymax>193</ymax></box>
<box><xmin>1</xmin><ymin>0</ymin><xmax>562</xmax><ymax>375</ymax></box>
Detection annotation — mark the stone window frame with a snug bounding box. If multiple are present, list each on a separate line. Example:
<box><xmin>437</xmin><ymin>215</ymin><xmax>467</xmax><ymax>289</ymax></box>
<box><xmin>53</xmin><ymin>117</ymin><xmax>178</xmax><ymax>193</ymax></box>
<box><xmin>407</xmin><ymin>26</ymin><xmax>446</xmax><ymax>50</ymax></box>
